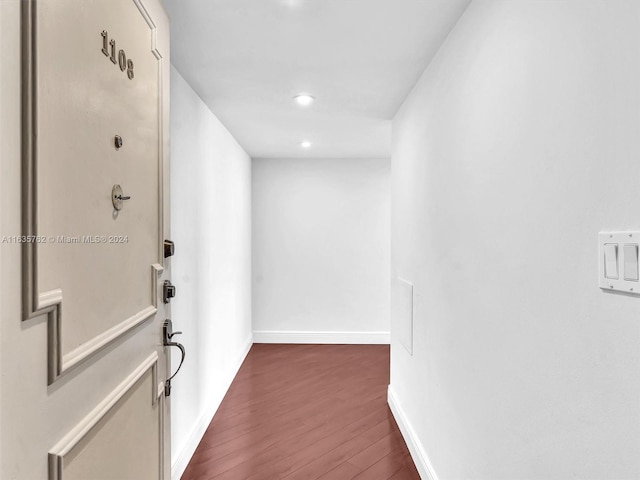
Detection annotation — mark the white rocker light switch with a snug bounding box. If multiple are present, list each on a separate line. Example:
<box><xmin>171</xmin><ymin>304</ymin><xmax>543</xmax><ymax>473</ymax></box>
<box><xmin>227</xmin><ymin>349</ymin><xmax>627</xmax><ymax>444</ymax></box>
<box><xmin>623</xmin><ymin>244</ymin><xmax>639</xmax><ymax>281</ymax></box>
<box><xmin>604</xmin><ymin>244</ymin><xmax>618</xmax><ymax>280</ymax></box>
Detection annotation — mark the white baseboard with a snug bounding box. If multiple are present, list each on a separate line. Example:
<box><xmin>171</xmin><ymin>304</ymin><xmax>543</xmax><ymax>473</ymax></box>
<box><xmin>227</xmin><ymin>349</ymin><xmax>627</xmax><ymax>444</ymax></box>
<box><xmin>252</xmin><ymin>330</ymin><xmax>390</xmax><ymax>344</ymax></box>
<box><xmin>387</xmin><ymin>385</ymin><xmax>438</xmax><ymax>480</ymax></box>
<box><xmin>171</xmin><ymin>334</ymin><xmax>253</xmax><ymax>480</ymax></box>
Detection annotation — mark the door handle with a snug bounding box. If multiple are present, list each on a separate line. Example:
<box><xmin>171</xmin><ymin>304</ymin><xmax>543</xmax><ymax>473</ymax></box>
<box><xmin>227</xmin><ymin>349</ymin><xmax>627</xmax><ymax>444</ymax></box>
<box><xmin>163</xmin><ymin>319</ymin><xmax>185</xmax><ymax>396</ymax></box>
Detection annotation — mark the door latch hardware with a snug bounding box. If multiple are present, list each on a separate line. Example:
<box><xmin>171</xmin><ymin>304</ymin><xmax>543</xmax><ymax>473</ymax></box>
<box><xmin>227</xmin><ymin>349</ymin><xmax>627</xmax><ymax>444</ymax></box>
<box><xmin>114</xmin><ymin>134</ymin><xmax>123</xmax><ymax>149</ymax></box>
<box><xmin>163</xmin><ymin>280</ymin><xmax>176</xmax><ymax>303</ymax></box>
<box><xmin>111</xmin><ymin>184</ymin><xmax>131</xmax><ymax>211</ymax></box>
<box><xmin>162</xmin><ymin>319</ymin><xmax>185</xmax><ymax>397</ymax></box>
<box><xmin>164</xmin><ymin>239</ymin><xmax>175</xmax><ymax>258</ymax></box>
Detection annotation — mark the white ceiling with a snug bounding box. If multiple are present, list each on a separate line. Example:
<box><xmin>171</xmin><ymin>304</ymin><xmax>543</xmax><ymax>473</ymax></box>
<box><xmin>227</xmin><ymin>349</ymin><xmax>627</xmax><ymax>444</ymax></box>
<box><xmin>163</xmin><ymin>0</ymin><xmax>471</xmax><ymax>159</ymax></box>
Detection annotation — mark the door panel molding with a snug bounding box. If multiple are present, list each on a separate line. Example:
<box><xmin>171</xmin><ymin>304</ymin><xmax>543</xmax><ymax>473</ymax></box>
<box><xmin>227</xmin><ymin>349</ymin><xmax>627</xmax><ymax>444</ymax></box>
<box><xmin>48</xmin><ymin>353</ymin><xmax>164</xmax><ymax>480</ymax></box>
<box><xmin>20</xmin><ymin>0</ymin><xmax>165</xmax><ymax>384</ymax></box>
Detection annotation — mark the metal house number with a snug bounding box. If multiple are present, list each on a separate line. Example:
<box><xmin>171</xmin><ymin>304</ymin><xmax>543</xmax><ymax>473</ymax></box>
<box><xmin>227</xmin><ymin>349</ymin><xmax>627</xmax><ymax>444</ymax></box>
<box><xmin>101</xmin><ymin>30</ymin><xmax>134</xmax><ymax>79</ymax></box>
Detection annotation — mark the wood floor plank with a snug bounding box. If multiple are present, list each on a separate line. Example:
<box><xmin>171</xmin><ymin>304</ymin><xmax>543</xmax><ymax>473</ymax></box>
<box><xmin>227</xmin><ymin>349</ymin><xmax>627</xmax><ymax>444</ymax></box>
<box><xmin>351</xmin><ymin>450</ymin><xmax>415</xmax><ymax>479</ymax></box>
<box><xmin>347</xmin><ymin>432</ymin><xmax>407</xmax><ymax>470</ymax></box>
<box><xmin>180</xmin><ymin>344</ymin><xmax>419</xmax><ymax>480</ymax></box>
<box><xmin>280</xmin><ymin>415</ymin><xmax>399</xmax><ymax>480</ymax></box>
<box><xmin>315</xmin><ymin>461</ymin><xmax>361</xmax><ymax>480</ymax></box>
<box><xmin>388</xmin><ymin>464</ymin><xmax>423</xmax><ymax>480</ymax></box>
<box><xmin>215</xmin><ymin>405</ymin><xmax>389</xmax><ymax>480</ymax></box>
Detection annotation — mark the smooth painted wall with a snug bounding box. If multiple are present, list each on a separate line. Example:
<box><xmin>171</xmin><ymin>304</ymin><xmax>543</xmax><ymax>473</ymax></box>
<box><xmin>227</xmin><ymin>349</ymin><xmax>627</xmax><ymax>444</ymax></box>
<box><xmin>390</xmin><ymin>1</ymin><xmax>640</xmax><ymax>479</ymax></box>
<box><xmin>170</xmin><ymin>66</ymin><xmax>252</xmax><ymax>478</ymax></box>
<box><xmin>252</xmin><ymin>158</ymin><xmax>390</xmax><ymax>342</ymax></box>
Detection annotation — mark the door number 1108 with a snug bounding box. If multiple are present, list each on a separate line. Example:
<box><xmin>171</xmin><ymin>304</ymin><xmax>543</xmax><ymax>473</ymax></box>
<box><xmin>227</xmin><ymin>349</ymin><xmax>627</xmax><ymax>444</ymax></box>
<box><xmin>101</xmin><ymin>30</ymin><xmax>134</xmax><ymax>80</ymax></box>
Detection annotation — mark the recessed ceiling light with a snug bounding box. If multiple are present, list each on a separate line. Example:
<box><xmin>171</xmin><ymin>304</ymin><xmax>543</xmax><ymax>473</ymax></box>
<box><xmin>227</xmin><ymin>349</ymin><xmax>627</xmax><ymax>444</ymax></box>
<box><xmin>301</xmin><ymin>141</ymin><xmax>311</xmax><ymax>148</ymax></box>
<box><xmin>293</xmin><ymin>94</ymin><xmax>315</xmax><ymax>107</ymax></box>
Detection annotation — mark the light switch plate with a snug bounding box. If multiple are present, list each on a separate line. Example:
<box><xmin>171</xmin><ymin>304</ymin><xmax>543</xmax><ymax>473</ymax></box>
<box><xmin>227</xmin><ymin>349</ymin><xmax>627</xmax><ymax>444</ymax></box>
<box><xmin>599</xmin><ymin>232</ymin><xmax>640</xmax><ymax>294</ymax></box>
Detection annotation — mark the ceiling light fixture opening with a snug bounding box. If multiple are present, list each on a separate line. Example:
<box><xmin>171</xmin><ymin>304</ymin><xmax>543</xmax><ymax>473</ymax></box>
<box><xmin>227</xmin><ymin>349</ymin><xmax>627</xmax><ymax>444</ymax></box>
<box><xmin>293</xmin><ymin>94</ymin><xmax>315</xmax><ymax>107</ymax></box>
<box><xmin>301</xmin><ymin>141</ymin><xmax>311</xmax><ymax>148</ymax></box>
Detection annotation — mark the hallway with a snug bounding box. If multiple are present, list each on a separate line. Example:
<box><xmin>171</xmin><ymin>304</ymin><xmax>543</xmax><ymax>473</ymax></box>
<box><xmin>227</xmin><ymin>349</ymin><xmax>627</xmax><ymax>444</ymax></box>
<box><xmin>2</xmin><ymin>1</ymin><xmax>640</xmax><ymax>478</ymax></box>
<box><xmin>181</xmin><ymin>345</ymin><xmax>419</xmax><ymax>479</ymax></box>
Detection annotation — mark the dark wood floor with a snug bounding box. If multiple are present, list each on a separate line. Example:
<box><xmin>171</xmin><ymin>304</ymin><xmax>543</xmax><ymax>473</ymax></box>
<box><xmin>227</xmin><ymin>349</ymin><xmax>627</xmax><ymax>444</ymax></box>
<box><xmin>181</xmin><ymin>344</ymin><xmax>420</xmax><ymax>480</ymax></box>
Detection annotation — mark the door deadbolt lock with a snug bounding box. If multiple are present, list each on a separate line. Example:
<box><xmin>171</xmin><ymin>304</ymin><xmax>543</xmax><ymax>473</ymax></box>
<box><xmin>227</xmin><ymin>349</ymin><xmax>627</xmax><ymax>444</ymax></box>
<box><xmin>163</xmin><ymin>280</ymin><xmax>176</xmax><ymax>303</ymax></box>
<box><xmin>164</xmin><ymin>239</ymin><xmax>175</xmax><ymax>258</ymax></box>
<box><xmin>112</xmin><ymin>184</ymin><xmax>131</xmax><ymax>211</ymax></box>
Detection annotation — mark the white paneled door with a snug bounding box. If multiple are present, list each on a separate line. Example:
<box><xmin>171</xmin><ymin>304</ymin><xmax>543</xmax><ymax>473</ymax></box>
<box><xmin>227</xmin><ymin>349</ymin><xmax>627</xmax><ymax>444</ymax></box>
<box><xmin>14</xmin><ymin>0</ymin><xmax>172</xmax><ymax>478</ymax></box>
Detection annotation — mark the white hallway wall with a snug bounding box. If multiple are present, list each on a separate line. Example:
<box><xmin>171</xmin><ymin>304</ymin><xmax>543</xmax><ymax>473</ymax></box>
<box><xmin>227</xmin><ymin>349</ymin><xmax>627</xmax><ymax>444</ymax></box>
<box><xmin>170</xmin><ymin>66</ymin><xmax>252</xmax><ymax>479</ymax></box>
<box><xmin>252</xmin><ymin>158</ymin><xmax>390</xmax><ymax>343</ymax></box>
<box><xmin>390</xmin><ymin>1</ymin><xmax>640</xmax><ymax>479</ymax></box>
